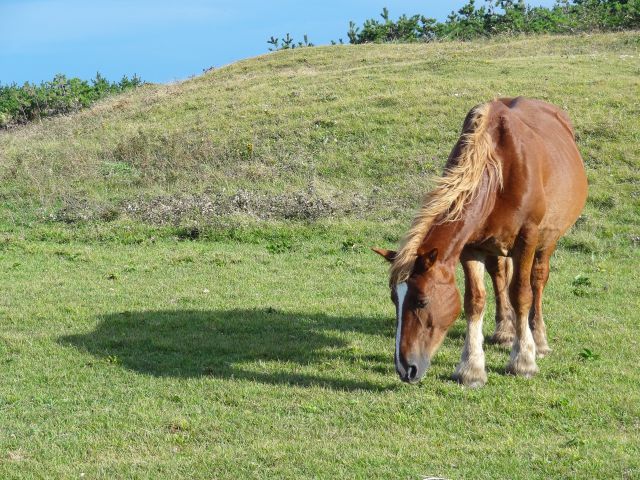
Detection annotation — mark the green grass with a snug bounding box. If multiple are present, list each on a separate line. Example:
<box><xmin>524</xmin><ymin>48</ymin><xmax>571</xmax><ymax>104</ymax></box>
<box><xmin>1</xmin><ymin>32</ymin><xmax>638</xmax><ymax>246</ymax></box>
<box><xmin>0</xmin><ymin>32</ymin><xmax>639</xmax><ymax>478</ymax></box>
<box><xmin>1</xmin><ymin>232</ymin><xmax>638</xmax><ymax>478</ymax></box>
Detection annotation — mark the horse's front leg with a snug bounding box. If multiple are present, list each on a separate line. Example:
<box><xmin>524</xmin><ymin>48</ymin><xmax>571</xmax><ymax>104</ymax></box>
<box><xmin>453</xmin><ymin>249</ymin><xmax>488</xmax><ymax>388</ymax></box>
<box><xmin>506</xmin><ymin>225</ymin><xmax>539</xmax><ymax>377</ymax></box>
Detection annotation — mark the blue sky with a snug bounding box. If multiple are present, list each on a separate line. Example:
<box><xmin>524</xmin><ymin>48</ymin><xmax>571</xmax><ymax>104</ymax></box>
<box><xmin>1</xmin><ymin>0</ymin><xmax>557</xmax><ymax>85</ymax></box>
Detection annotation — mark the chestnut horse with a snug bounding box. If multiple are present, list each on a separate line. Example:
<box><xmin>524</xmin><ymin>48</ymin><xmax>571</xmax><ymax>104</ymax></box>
<box><xmin>374</xmin><ymin>97</ymin><xmax>587</xmax><ymax>387</ymax></box>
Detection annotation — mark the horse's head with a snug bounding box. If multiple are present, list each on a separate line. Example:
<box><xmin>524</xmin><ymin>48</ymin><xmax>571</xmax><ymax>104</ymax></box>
<box><xmin>373</xmin><ymin>247</ymin><xmax>461</xmax><ymax>384</ymax></box>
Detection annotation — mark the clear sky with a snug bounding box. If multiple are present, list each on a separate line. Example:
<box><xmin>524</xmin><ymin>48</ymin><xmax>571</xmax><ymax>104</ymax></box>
<box><xmin>1</xmin><ymin>0</ymin><xmax>557</xmax><ymax>85</ymax></box>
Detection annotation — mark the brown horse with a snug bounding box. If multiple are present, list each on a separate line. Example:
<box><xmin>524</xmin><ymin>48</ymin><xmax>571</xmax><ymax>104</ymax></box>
<box><xmin>373</xmin><ymin>97</ymin><xmax>587</xmax><ymax>387</ymax></box>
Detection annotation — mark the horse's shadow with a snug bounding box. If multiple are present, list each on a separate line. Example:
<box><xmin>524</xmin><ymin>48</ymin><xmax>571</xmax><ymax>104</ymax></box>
<box><xmin>59</xmin><ymin>308</ymin><xmax>401</xmax><ymax>392</ymax></box>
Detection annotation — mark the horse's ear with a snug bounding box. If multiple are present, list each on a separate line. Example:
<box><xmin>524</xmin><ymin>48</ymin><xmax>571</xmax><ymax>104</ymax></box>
<box><xmin>417</xmin><ymin>248</ymin><xmax>438</xmax><ymax>271</ymax></box>
<box><xmin>372</xmin><ymin>247</ymin><xmax>396</xmax><ymax>263</ymax></box>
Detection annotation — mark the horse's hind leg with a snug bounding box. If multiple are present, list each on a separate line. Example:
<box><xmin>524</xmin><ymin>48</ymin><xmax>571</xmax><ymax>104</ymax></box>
<box><xmin>486</xmin><ymin>255</ymin><xmax>516</xmax><ymax>347</ymax></box>
<box><xmin>506</xmin><ymin>225</ymin><xmax>539</xmax><ymax>377</ymax></box>
<box><xmin>529</xmin><ymin>247</ymin><xmax>554</xmax><ymax>358</ymax></box>
<box><xmin>453</xmin><ymin>249</ymin><xmax>488</xmax><ymax>388</ymax></box>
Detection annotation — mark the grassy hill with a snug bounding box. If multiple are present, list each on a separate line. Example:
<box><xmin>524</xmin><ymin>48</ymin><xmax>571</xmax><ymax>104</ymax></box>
<box><xmin>1</xmin><ymin>32</ymin><xmax>639</xmax><ymax>479</ymax></box>
<box><xmin>1</xmin><ymin>32</ymin><xmax>638</xmax><ymax>248</ymax></box>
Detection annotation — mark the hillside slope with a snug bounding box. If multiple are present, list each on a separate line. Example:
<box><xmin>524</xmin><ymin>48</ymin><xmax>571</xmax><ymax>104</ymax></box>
<box><xmin>1</xmin><ymin>33</ymin><xmax>639</xmax><ymax>479</ymax></box>
<box><xmin>0</xmin><ymin>32</ymin><xmax>638</xmax><ymax>248</ymax></box>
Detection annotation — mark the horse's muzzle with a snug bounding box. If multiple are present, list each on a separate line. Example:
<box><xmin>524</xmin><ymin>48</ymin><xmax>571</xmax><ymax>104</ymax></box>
<box><xmin>397</xmin><ymin>354</ymin><xmax>430</xmax><ymax>384</ymax></box>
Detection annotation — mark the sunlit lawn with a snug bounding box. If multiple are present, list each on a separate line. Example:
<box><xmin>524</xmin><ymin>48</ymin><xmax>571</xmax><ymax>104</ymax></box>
<box><xmin>1</xmin><ymin>227</ymin><xmax>638</xmax><ymax>479</ymax></box>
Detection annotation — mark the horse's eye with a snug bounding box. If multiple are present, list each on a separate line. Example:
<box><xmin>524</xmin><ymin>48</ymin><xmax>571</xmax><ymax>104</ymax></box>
<box><xmin>416</xmin><ymin>299</ymin><xmax>428</xmax><ymax>309</ymax></box>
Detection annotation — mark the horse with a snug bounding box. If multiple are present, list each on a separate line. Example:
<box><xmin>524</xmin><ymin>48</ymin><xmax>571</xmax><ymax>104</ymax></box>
<box><xmin>373</xmin><ymin>97</ymin><xmax>587</xmax><ymax>387</ymax></box>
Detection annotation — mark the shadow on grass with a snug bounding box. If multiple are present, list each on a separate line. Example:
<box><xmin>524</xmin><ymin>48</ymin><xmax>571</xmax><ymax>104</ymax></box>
<box><xmin>60</xmin><ymin>308</ymin><xmax>400</xmax><ymax>392</ymax></box>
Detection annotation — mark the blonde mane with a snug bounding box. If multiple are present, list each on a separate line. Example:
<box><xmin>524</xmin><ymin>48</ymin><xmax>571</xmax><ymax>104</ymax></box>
<box><xmin>389</xmin><ymin>103</ymin><xmax>503</xmax><ymax>285</ymax></box>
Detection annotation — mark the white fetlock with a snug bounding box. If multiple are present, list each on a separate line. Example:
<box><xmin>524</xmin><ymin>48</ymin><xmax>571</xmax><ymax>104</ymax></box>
<box><xmin>453</xmin><ymin>355</ymin><xmax>488</xmax><ymax>388</ymax></box>
<box><xmin>506</xmin><ymin>332</ymin><xmax>538</xmax><ymax>378</ymax></box>
<box><xmin>533</xmin><ymin>330</ymin><xmax>552</xmax><ymax>358</ymax></box>
<box><xmin>535</xmin><ymin>342</ymin><xmax>552</xmax><ymax>358</ymax></box>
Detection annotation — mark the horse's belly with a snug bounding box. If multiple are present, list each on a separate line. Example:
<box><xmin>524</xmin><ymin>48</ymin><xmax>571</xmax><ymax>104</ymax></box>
<box><xmin>470</xmin><ymin>237</ymin><xmax>511</xmax><ymax>256</ymax></box>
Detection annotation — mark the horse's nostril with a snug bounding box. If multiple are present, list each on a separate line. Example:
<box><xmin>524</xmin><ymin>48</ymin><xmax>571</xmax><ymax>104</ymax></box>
<box><xmin>407</xmin><ymin>365</ymin><xmax>418</xmax><ymax>380</ymax></box>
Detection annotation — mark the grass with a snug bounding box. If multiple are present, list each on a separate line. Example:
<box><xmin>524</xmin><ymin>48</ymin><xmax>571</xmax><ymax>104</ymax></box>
<box><xmin>1</xmin><ymin>233</ymin><xmax>638</xmax><ymax>478</ymax></box>
<box><xmin>0</xmin><ymin>32</ymin><xmax>638</xmax><ymax>245</ymax></box>
<box><xmin>0</xmin><ymin>32</ymin><xmax>639</xmax><ymax>478</ymax></box>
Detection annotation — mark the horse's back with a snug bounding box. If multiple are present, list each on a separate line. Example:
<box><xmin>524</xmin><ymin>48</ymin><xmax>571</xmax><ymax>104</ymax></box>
<box><xmin>488</xmin><ymin>98</ymin><xmax>588</xmax><ymax>249</ymax></box>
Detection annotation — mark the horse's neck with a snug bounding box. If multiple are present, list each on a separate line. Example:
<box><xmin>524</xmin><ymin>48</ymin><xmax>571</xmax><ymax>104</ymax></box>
<box><xmin>421</xmin><ymin>219</ymin><xmax>469</xmax><ymax>266</ymax></box>
<box><xmin>421</xmin><ymin>184</ymin><xmax>495</xmax><ymax>265</ymax></box>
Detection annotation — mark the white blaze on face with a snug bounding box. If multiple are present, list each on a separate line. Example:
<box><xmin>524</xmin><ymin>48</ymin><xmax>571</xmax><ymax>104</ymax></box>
<box><xmin>395</xmin><ymin>282</ymin><xmax>408</xmax><ymax>371</ymax></box>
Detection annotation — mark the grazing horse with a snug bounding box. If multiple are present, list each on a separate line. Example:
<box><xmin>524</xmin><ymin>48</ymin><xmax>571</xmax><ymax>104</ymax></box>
<box><xmin>373</xmin><ymin>97</ymin><xmax>587</xmax><ymax>387</ymax></box>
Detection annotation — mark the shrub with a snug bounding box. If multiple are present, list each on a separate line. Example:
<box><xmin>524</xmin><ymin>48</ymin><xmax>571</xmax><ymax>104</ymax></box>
<box><xmin>0</xmin><ymin>72</ymin><xmax>143</xmax><ymax>128</ymax></box>
<box><xmin>270</xmin><ymin>1</ymin><xmax>640</xmax><ymax>49</ymax></box>
<box><xmin>267</xmin><ymin>33</ymin><xmax>314</xmax><ymax>51</ymax></box>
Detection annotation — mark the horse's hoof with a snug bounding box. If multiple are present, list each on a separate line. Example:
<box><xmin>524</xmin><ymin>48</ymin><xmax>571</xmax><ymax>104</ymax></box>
<box><xmin>453</xmin><ymin>362</ymin><xmax>488</xmax><ymax>388</ymax></box>
<box><xmin>505</xmin><ymin>360</ymin><xmax>539</xmax><ymax>378</ymax></box>
<box><xmin>536</xmin><ymin>345</ymin><xmax>552</xmax><ymax>358</ymax></box>
<box><xmin>465</xmin><ymin>379</ymin><xmax>487</xmax><ymax>389</ymax></box>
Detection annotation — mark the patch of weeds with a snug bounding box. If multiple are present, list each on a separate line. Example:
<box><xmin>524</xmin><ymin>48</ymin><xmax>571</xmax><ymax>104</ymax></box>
<box><xmin>205</xmin><ymin>253</ymin><xmax>237</xmax><ymax>267</ymax></box>
<box><xmin>176</xmin><ymin>226</ymin><xmax>200</xmax><ymax>241</ymax></box>
<box><xmin>573</xmin><ymin>214</ymin><xmax>589</xmax><ymax>229</ymax></box>
<box><xmin>245</xmin><ymin>142</ymin><xmax>254</xmax><ymax>159</ymax></box>
<box><xmin>596</xmin><ymin>226</ymin><xmax>615</xmax><ymax>240</ymax></box>
<box><xmin>333</xmin><ymin>258</ymin><xmax>347</xmax><ymax>268</ymax></box>
<box><xmin>202</xmin><ymin>366</ymin><xmax>217</xmax><ymax>376</ymax></box>
<box><xmin>99</xmin><ymin>206</ymin><xmax>120</xmax><ymax>222</ymax></box>
<box><xmin>225</xmin><ymin>137</ymin><xmax>256</xmax><ymax>161</ymax></box>
<box><xmin>122</xmin><ymin>189</ymin><xmax>341</xmax><ymax>225</ymax></box>
<box><xmin>341</xmin><ymin>237</ymin><xmax>364</xmax><ymax>253</ymax></box>
<box><xmin>266</xmin><ymin>239</ymin><xmax>293</xmax><ymax>254</ymax></box>
<box><xmin>170</xmin><ymin>254</ymin><xmax>195</xmax><ymax>265</ymax></box>
<box><xmin>167</xmin><ymin>419</ymin><xmax>190</xmax><ymax>434</ymax></box>
<box><xmin>105</xmin><ymin>355</ymin><xmax>120</xmax><ymax>365</ymax></box>
<box><xmin>549</xmin><ymin>397</ymin><xmax>570</xmax><ymax>409</ymax></box>
<box><xmin>317</xmin><ymin>92</ymin><xmax>338</xmax><ymax>102</ymax></box>
<box><xmin>372</xmin><ymin>96</ymin><xmax>398</xmax><ymax>108</ymax></box>
<box><xmin>571</xmin><ymin>274</ymin><xmax>592</xmax><ymax>297</ymax></box>
<box><xmin>578</xmin><ymin>348</ymin><xmax>600</xmax><ymax>361</ymax></box>
<box><xmin>208</xmin><ymin>257</ymin><xmax>226</xmax><ymax>267</ymax></box>
<box><xmin>46</xmin><ymin>197</ymin><xmax>96</xmax><ymax>224</ymax></box>
<box><xmin>302</xmin><ymin>403</ymin><xmax>322</xmax><ymax>414</ymax></box>
<box><xmin>101</xmin><ymin>161</ymin><xmax>135</xmax><ymax>177</ymax></box>
<box><xmin>588</xmin><ymin>194</ymin><xmax>616</xmax><ymax>210</ymax></box>
<box><xmin>571</xmin><ymin>274</ymin><xmax>591</xmax><ymax>286</ymax></box>
<box><xmin>558</xmin><ymin>236</ymin><xmax>596</xmax><ymax>254</ymax></box>
<box><xmin>54</xmin><ymin>249</ymin><xmax>84</xmax><ymax>262</ymax></box>
<box><xmin>563</xmin><ymin>437</ymin><xmax>586</xmax><ymax>448</ymax></box>
<box><xmin>313</xmin><ymin>118</ymin><xmax>337</xmax><ymax>128</ymax></box>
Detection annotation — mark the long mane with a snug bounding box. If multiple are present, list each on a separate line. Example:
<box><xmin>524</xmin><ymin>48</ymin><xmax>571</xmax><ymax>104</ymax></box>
<box><xmin>389</xmin><ymin>102</ymin><xmax>503</xmax><ymax>286</ymax></box>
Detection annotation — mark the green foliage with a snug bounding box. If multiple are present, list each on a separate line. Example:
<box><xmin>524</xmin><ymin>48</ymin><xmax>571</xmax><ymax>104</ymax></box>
<box><xmin>345</xmin><ymin>0</ymin><xmax>640</xmax><ymax>44</ymax></box>
<box><xmin>269</xmin><ymin>0</ymin><xmax>639</xmax><ymax>49</ymax></box>
<box><xmin>571</xmin><ymin>274</ymin><xmax>593</xmax><ymax>296</ymax></box>
<box><xmin>267</xmin><ymin>33</ymin><xmax>314</xmax><ymax>51</ymax></box>
<box><xmin>0</xmin><ymin>72</ymin><xmax>143</xmax><ymax>128</ymax></box>
<box><xmin>347</xmin><ymin>7</ymin><xmax>442</xmax><ymax>43</ymax></box>
<box><xmin>579</xmin><ymin>347</ymin><xmax>601</xmax><ymax>360</ymax></box>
